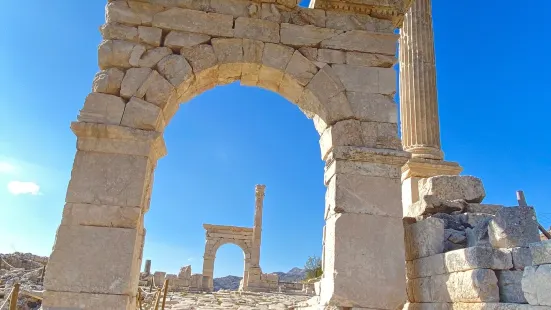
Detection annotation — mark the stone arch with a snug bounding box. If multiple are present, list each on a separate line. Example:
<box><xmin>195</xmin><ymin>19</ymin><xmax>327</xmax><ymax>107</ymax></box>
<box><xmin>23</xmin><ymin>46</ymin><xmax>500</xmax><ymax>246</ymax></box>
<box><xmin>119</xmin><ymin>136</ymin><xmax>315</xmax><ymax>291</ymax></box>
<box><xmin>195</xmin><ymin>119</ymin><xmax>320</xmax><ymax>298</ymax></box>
<box><xmin>201</xmin><ymin>224</ymin><xmax>255</xmax><ymax>291</ymax></box>
<box><xmin>43</xmin><ymin>0</ymin><xmax>412</xmax><ymax>309</ymax></box>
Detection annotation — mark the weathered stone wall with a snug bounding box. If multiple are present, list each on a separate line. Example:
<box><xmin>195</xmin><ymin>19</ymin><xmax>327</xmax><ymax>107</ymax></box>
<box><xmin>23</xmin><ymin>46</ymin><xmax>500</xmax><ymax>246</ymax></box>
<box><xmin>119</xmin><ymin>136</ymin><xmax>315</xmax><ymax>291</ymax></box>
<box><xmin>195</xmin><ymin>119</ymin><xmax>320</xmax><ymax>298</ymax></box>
<box><xmin>404</xmin><ymin>175</ymin><xmax>550</xmax><ymax>310</ymax></box>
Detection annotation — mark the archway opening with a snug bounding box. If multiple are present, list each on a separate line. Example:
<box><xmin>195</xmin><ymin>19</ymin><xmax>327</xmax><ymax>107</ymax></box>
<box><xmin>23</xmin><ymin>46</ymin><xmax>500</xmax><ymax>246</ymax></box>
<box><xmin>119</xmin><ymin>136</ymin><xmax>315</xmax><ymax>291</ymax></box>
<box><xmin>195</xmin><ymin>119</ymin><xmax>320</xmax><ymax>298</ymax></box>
<box><xmin>142</xmin><ymin>81</ymin><xmax>326</xmax><ymax>291</ymax></box>
<box><xmin>212</xmin><ymin>243</ymin><xmax>247</xmax><ymax>291</ymax></box>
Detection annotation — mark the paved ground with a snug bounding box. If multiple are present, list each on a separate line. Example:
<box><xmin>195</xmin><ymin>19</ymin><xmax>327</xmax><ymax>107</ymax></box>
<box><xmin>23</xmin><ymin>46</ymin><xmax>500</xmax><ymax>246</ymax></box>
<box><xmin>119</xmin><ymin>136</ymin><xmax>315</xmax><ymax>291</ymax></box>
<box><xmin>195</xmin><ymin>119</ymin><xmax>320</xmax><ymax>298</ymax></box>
<box><xmin>155</xmin><ymin>291</ymin><xmax>311</xmax><ymax>310</ymax></box>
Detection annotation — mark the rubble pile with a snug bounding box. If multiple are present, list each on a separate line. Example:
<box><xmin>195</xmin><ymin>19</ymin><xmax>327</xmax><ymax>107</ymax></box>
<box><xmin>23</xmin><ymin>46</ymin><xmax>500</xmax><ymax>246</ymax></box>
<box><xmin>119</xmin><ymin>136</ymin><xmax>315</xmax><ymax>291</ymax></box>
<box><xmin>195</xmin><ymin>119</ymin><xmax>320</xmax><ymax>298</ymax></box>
<box><xmin>0</xmin><ymin>253</ymin><xmax>47</xmax><ymax>310</ymax></box>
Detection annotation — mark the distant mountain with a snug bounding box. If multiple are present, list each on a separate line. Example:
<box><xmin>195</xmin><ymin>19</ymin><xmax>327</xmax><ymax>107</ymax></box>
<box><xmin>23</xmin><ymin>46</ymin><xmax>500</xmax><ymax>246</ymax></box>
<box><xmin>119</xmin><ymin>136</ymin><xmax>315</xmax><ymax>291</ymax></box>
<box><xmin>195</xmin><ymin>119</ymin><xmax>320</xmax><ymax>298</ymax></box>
<box><xmin>213</xmin><ymin>275</ymin><xmax>242</xmax><ymax>291</ymax></box>
<box><xmin>273</xmin><ymin>267</ymin><xmax>305</xmax><ymax>282</ymax></box>
<box><xmin>213</xmin><ymin>267</ymin><xmax>306</xmax><ymax>291</ymax></box>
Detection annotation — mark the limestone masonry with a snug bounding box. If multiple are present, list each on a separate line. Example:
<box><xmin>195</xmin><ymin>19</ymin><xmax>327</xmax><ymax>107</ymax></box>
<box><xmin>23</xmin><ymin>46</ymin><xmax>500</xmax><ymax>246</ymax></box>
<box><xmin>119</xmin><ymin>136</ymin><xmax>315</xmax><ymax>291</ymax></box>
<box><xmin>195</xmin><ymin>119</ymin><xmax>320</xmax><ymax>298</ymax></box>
<box><xmin>35</xmin><ymin>0</ymin><xmax>549</xmax><ymax>309</ymax></box>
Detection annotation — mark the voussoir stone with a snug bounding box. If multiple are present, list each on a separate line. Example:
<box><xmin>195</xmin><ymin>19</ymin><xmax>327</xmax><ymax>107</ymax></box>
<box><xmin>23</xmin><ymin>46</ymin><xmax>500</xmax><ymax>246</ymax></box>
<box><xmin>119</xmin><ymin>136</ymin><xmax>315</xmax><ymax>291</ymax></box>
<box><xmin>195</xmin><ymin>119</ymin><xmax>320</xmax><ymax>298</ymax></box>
<box><xmin>234</xmin><ymin>17</ymin><xmax>280</xmax><ymax>43</ymax></box>
<box><xmin>78</xmin><ymin>93</ymin><xmax>125</xmax><ymax>125</ymax></box>
<box><xmin>181</xmin><ymin>44</ymin><xmax>218</xmax><ymax>74</ymax></box>
<box><xmin>419</xmin><ymin>175</ymin><xmax>486</xmax><ymax>203</ymax></box>
<box><xmin>164</xmin><ymin>31</ymin><xmax>210</xmax><ymax>51</ymax></box>
<box><xmin>135</xmin><ymin>46</ymin><xmax>172</xmax><ymax>68</ymax></box>
<box><xmin>152</xmin><ymin>8</ymin><xmax>234</xmax><ymax>37</ymax></box>
<box><xmin>280</xmin><ymin>23</ymin><xmax>342</xmax><ymax>47</ymax></box>
<box><xmin>488</xmin><ymin>206</ymin><xmax>540</xmax><ymax>249</ymax></box>
<box><xmin>121</xmin><ymin>97</ymin><xmax>164</xmax><ymax>130</ymax></box>
<box><xmin>262</xmin><ymin>43</ymin><xmax>294</xmax><ymax>70</ymax></box>
<box><xmin>321</xmin><ymin>30</ymin><xmax>398</xmax><ymax>55</ymax></box>
<box><xmin>121</xmin><ymin>67</ymin><xmax>152</xmax><ymax>99</ymax></box>
<box><xmin>284</xmin><ymin>50</ymin><xmax>318</xmax><ymax>86</ymax></box>
<box><xmin>157</xmin><ymin>54</ymin><xmax>193</xmax><ymax>87</ymax></box>
<box><xmin>92</xmin><ymin>68</ymin><xmax>125</xmax><ymax>95</ymax></box>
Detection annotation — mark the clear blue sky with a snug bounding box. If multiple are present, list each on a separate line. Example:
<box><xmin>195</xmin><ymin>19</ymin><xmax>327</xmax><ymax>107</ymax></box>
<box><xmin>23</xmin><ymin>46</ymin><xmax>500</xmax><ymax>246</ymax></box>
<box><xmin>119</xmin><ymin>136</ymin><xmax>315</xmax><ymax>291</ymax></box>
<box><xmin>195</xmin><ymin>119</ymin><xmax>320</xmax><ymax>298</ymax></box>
<box><xmin>0</xmin><ymin>1</ymin><xmax>549</xmax><ymax>278</ymax></box>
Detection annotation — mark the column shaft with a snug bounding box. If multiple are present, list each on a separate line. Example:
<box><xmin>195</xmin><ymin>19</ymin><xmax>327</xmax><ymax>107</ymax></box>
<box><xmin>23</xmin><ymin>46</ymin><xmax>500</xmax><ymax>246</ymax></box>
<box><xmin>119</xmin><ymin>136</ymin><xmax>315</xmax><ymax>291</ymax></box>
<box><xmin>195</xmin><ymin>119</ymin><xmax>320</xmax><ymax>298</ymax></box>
<box><xmin>399</xmin><ymin>0</ymin><xmax>443</xmax><ymax>160</ymax></box>
<box><xmin>251</xmin><ymin>185</ymin><xmax>265</xmax><ymax>268</ymax></box>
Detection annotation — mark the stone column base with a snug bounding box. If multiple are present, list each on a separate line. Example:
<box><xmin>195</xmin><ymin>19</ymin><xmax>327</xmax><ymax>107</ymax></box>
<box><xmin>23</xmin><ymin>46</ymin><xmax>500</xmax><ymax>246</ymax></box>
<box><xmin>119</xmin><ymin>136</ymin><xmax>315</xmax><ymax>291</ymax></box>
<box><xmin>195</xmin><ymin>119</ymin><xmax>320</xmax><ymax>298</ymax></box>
<box><xmin>401</xmin><ymin>158</ymin><xmax>463</xmax><ymax>216</ymax></box>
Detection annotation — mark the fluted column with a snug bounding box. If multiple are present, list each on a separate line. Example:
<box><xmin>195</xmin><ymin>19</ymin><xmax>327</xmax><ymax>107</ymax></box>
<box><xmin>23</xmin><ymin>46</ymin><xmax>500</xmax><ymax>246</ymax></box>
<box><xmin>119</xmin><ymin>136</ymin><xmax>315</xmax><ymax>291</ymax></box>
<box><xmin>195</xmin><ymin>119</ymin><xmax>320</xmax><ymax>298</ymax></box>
<box><xmin>399</xmin><ymin>0</ymin><xmax>443</xmax><ymax>160</ymax></box>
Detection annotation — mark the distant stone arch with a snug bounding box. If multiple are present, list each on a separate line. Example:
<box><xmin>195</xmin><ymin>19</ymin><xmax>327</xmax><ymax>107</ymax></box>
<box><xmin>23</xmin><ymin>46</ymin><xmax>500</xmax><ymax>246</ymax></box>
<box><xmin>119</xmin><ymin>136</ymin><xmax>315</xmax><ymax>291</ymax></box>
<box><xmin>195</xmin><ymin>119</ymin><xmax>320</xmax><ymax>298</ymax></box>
<box><xmin>202</xmin><ymin>224</ymin><xmax>254</xmax><ymax>291</ymax></box>
<box><xmin>42</xmin><ymin>0</ymin><xmax>412</xmax><ymax>309</ymax></box>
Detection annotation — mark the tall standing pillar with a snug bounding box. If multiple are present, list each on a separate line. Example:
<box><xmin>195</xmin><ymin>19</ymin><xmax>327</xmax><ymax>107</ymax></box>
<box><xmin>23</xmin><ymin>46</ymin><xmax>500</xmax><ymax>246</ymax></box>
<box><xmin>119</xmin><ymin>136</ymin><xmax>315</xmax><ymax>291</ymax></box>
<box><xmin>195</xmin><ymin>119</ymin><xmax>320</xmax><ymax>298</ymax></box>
<box><xmin>399</xmin><ymin>0</ymin><xmax>462</xmax><ymax>214</ymax></box>
<box><xmin>250</xmin><ymin>184</ymin><xmax>265</xmax><ymax>268</ymax></box>
<box><xmin>246</xmin><ymin>184</ymin><xmax>265</xmax><ymax>290</ymax></box>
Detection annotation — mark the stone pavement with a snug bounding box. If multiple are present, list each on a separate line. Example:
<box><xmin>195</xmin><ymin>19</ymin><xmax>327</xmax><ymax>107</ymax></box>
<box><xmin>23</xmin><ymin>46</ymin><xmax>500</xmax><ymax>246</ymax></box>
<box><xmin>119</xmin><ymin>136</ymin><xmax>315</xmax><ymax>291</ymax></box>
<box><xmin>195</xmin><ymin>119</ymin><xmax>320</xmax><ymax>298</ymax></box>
<box><xmin>160</xmin><ymin>291</ymin><xmax>310</xmax><ymax>309</ymax></box>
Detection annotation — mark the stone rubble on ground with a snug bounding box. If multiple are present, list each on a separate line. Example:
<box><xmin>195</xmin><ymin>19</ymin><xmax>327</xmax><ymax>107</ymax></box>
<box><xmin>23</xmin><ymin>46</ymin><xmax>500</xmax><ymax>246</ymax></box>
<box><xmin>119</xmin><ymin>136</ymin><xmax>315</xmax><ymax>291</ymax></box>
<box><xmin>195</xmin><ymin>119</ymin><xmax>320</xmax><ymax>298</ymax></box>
<box><xmin>0</xmin><ymin>253</ymin><xmax>47</xmax><ymax>310</ymax></box>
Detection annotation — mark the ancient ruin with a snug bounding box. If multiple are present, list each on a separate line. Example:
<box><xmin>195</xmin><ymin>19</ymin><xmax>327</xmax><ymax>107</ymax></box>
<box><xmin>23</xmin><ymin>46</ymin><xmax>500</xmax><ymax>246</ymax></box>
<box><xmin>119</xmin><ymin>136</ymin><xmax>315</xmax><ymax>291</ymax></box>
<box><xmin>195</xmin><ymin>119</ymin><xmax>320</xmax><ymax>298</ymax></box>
<box><xmin>36</xmin><ymin>0</ymin><xmax>551</xmax><ymax>309</ymax></box>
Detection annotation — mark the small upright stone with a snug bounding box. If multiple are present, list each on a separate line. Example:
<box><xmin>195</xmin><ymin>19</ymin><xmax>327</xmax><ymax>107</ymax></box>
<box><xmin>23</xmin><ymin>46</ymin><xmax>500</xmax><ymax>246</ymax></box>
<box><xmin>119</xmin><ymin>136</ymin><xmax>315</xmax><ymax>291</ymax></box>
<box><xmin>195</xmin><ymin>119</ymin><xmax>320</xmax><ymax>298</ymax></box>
<box><xmin>488</xmin><ymin>206</ymin><xmax>540</xmax><ymax>248</ymax></box>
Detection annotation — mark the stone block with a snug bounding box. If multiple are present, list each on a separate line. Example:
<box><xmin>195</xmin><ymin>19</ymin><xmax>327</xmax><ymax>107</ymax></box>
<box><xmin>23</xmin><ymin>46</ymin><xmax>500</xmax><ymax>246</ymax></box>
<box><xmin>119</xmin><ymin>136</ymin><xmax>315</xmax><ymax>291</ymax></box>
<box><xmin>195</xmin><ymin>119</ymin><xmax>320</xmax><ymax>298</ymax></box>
<box><xmin>98</xmin><ymin>40</ymin><xmax>145</xmax><ymax>69</ymax></box>
<box><xmin>465</xmin><ymin>203</ymin><xmax>503</xmax><ymax>215</ymax></box>
<box><xmin>405</xmin><ymin>218</ymin><xmax>446</xmax><ymax>260</ymax></box>
<box><xmin>444</xmin><ymin>247</ymin><xmax>513</xmax><ymax>273</ymax></box>
<box><xmin>324</xmin><ymin>158</ymin><xmax>401</xmax><ymax>182</ymax></box>
<box><xmin>138</xmin><ymin>26</ymin><xmax>162</xmax><ymax>46</ymax></box>
<box><xmin>93</xmin><ymin>68</ymin><xmax>125</xmax><ymax>95</ymax></box>
<box><xmin>407</xmin><ymin>277</ymin><xmax>432</xmax><ymax>303</ymax></box>
<box><xmin>258</xmin><ymin>66</ymin><xmax>284</xmax><ymax>92</ymax></box>
<box><xmin>403</xmin><ymin>303</ymin><xmax>451</xmax><ymax>310</ymax></box>
<box><xmin>262</xmin><ymin>43</ymin><xmax>294</xmax><ymax>70</ymax></box>
<box><xmin>134</xmin><ymin>46</ymin><xmax>172</xmax><ymax>68</ymax></box>
<box><xmin>181</xmin><ymin>44</ymin><xmax>218</xmax><ymax>74</ymax></box>
<box><xmin>306</xmin><ymin>65</ymin><xmax>345</xmax><ymax>102</ymax></box>
<box><xmin>431</xmin><ymin>269</ymin><xmax>499</xmax><ymax>303</ymax></box>
<box><xmin>78</xmin><ymin>93</ymin><xmax>125</xmax><ymax>125</ymax></box>
<box><xmin>325</xmin><ymin>11</ymin><xmax>394</xmax><ymax>32</ymax></box>
<box><xmin>512</xmin><ymin>247</ymin><xmax>533</xmax><ymax>270</ymax></box>
<box><xmin>234</xmin><ymin>17</ymin><xmax>280</xmax><ymax>43</ymax></box>
<box><xmin>319</xmin><ymin>119</ymin><xmax>362</xmax><ymax>158</ymax></box>
<box><xmin>466</xmin><ymin>217</ymin><xmax>492</xmax><ymax>248</ymax></box>
<box><xmin>320</xmin><ymin>30</ymin><xmax>398</xmax><ymax>55</ymax></box>
<box><xmin>152</xmin><ymin>8</ymin><xmax>234</xmax><ymax>37</ymax></box>
<box><xmin>121</xmin><ymin>97</ymin><xmax>164</xmax><ymax>130</ymax></box>
<box><xmin>44</xmin><ymin>225</ymin><xmax>140</xmax><ymax>295</ymax></box>
<box><xmin>489</xmin><ymin>206</ymin><xmax>540</xmax><ymax>248</ymax></box>
<box><xmin>530</xmin><ymin>240</ymin><xmax>551</xmax><ymax>266</ymax></box>
<box><xmin>105</xmin><ymin>1</ymin><xmax>145</xmax><ymax>26</ymax></box>
<box><xmin>157</xmin><ymin>54</ymin><xmax>193</xmax><ymax>87</ymax></box>
<box><xmin>42</xmin><ymin>290</ymin><xmax>135</xmax><ymax>310</ymax></box>
<box><xmin>120</xmin><ymin>68</ymin><xmax>151</xmax><ymax>99</ymax></box>
<box><xmin>66</xmin><ymin>151</ymin><xmax>151</xmax><ymax>207</ymax></box>
<box><xmin>407</xmin><ymin>253</ymin><xmax>446</xmax><ymax>279</ymax></box>
<box><xmin>346</xmin><ymin>92</ymin><xmax>397</xmax><ymax>123</ymax></box>
<box><xmin>164</xmin><ymin>31</ymin><xmax>210</xmax><ymax>50</ymax></box>
<box><xmin>346</xmin><ymin>51</ymin><xmax>396</xmax><ymax>67</ymax></box>
<box><xmin>142</xmin><ymin>71</ymin><xmax>176</xmax><ymax>108</ymax></box>
<box><xmin>522</xmin><ymin>264</ymin><xmax>551</xmax><ymax>306</ymax></box>
<box><xmin>497</xmin><ymin>270</ymin><xmax>527</xmax><ymax>304</ymax></box>
<box><xmin>61</xmin><ymin>203</ymin><xmax>142</xmax><ymax>229</ymax></box>
<box><xmin>281</xmin><ymin>23</ymin><xmax>342</xmax><ymax>47</ymax></box>
<box><xmin>325</xmin><ymin>170</ymin><xmax>402</xmax><ymax>218</ymax></box>
<box><xmin>284</xmin><ymin>50</ymin><xmax>318</xmax><ymax>86</ymax></box>
<box><xmin>317</xmin><ymin>49</ymin><xmax>345</xmax><ymax>64</ymax></box>
<box><xmin>419</xmin><ymin>175</ymin><xmax>486</xmax><ymax>203</ymax></box>
<box><xmin>100</xmin><ymin>23</ymin><xmax>138</xmax><ymax>42</ymax></box>
<box><xmin>278</xmin><ymin>74</ymin><xmax>304</xmax><ymax>103</ymax></box>
<box><xmin>331</xmin><ymin>64</ymin><xmax>395</xmax><ymax>95</ymax></box>
<box><xmin>320</xmin><ymin>213</ymin><xmax>406</xmax><ymax>309</ymax></box>
<box><xmin>209</xmin><ymin>0</ymin><xmax>250</xmax><ymax>17</ymax></box>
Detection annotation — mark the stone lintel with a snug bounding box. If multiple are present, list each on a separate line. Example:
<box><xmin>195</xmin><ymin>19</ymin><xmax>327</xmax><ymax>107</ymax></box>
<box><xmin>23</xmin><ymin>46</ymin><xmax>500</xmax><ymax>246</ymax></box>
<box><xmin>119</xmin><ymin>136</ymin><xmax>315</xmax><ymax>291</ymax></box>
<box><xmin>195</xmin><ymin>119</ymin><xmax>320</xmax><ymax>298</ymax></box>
<box><xmin>203</xmin><ymin>223</ymin><xmax>253</xmax><ymax>233</ymax></box>
<box><xmin>310</xmin><ymin>0</ymin><xmax>412</xmax><ymax>26</ymax></box>
<box><xmin>71</xmin><ymin>122</ymin><xmax>167</xmax><ymax>161</ymax></box>
<box><xmin>401</xmin><ymin>158</ymin><xmax>462</xmax><ymax>182</ymax></box>
<box><xmin>326</xmin><ymin>146</ymin><xmax>411</xmax><ymax>166</ymax></box>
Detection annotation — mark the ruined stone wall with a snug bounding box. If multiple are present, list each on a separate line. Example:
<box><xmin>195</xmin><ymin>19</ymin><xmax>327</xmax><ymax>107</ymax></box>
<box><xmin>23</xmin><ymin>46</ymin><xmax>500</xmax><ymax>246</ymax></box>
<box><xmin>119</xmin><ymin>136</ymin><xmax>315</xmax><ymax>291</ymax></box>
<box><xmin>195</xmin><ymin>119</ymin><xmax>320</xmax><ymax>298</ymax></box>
<box><xmin>403</xmin><ymin>175</ymin><xmax>551</xmax><ymax>310</ymax></box>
